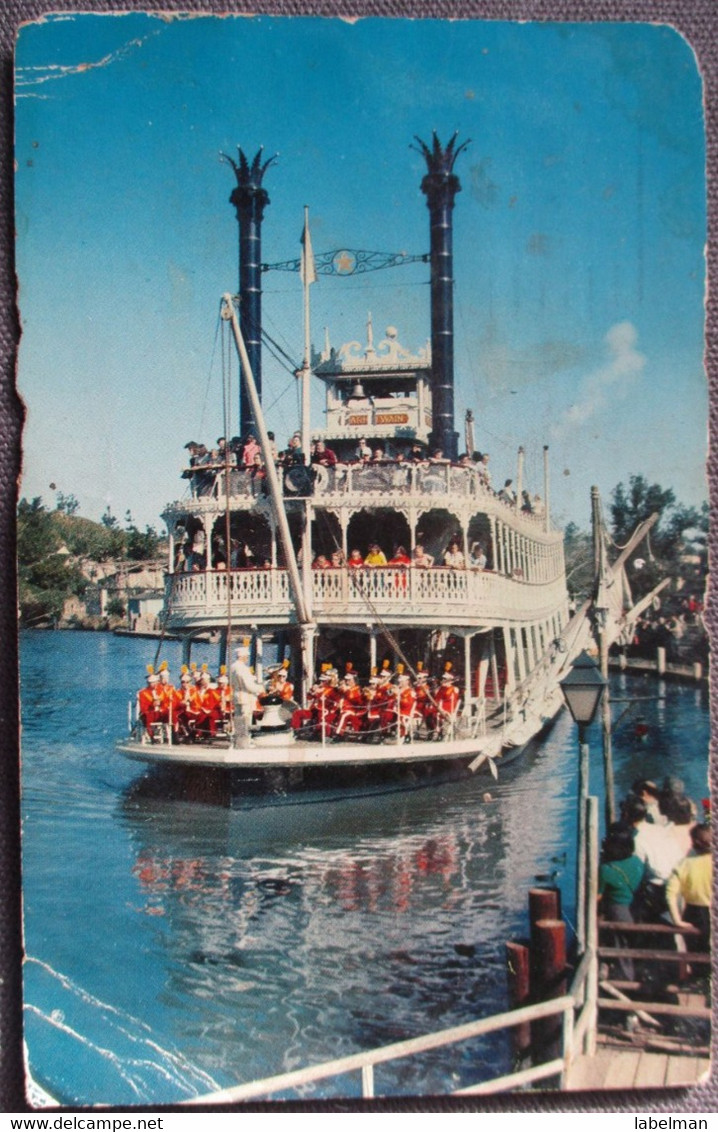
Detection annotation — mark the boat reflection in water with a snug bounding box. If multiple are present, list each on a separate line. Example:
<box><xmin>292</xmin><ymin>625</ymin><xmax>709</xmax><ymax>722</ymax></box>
<box><xmin>116</xmin><ymin>718</ymin><xmax>580</xmax><ymax>1100</ymax></box>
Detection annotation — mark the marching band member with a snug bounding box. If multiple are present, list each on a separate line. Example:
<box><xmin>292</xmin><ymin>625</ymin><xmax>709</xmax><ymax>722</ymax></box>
<box><xmin>334</xmin><ymin>664</ymin><xmax>365</xmax><ymax>737</ymax></box>
<box><xmin>376</xmin><ymin>661</ymin><xmax>398</xmax><ymax>734</ymax></box>
<box><xmin>273</xmin><ymin>660</ymin><xmax>295</xmax><ymax>702</ymax></box>
<box><xmin>396</xmin><ymin>666</ymin><xmax>418</xmax><ymax>740</ymax></box>
<box><xmin>435</xmin><ymin>663</ymin><xmax>461</xmax><ymax>737</ymax></box>
<box><xmin>157</xmin><ymin>661</ymin><xmax>176</xmax><ymax>731</ymax></box>
<box><xmin>291</xmin><ymin>666</ymin><xmax>327</xmax><ymax>733</ymax></box>
<box><xmin>363</xmin><ymin>668</ymin><xmax>384</xmax><ymax>738</ymax></box>
<box><xmin>215</xmin><ymin>665</ymin><xmax>234</xmax><ymax>733</ymax></box>
<box><xmin>195</xmin><ymin>665</ymin><xmax>219</xmax><ymax>738</ymax></box>
<box><xmin>174</xmin><ymin>665</ymin><xmax>201</xmax><ymax>741</ymax></box>
<box><xmin>137</xmin><ymin>665</ymin><xmax>163</xmax><ymax>740</ymax></box>
<box><xmin>414</xmin><ymin>663</ymin><xmax>434</xmax><ymax>733</ymax></box>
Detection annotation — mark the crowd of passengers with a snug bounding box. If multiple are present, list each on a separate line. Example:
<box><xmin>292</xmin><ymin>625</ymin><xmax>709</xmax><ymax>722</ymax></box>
<box><xmin>182</xmin><ymin>433</ymin><xmax>545</xmax><ymax>514</ymax></box>
<box><xmin>137</xmin><ymin>657</ymin><xmax>462</xmax><ymax>745</ymax></box>
<box><xmin>174</xmin><ymin>530</ymin><xmax>490</xmax><ymax>573</ymax></box>
<box><xmin>598</xmin><ymin>777</ymin><xmax>711</xmax><ymax>987</ymax></box>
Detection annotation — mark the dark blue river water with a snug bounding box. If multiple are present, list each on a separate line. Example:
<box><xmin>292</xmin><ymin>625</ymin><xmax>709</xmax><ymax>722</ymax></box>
<box><xmin>20</xmin><ymin>630</ymin><xmax>710</xmax><ymax>1105</ymax></box>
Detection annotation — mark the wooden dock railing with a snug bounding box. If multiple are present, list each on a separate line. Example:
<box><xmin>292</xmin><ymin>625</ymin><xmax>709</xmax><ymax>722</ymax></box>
<box><xmin>188</xmin><ymin>950</ymin><xmax>596</xmax><ymax>1103</ymax></box>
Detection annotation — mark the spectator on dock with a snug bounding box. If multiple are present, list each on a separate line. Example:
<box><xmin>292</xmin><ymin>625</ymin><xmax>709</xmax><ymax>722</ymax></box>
<box><xmin>598</xmin><ymin>824</ymin><xmax>646</xmax><ymax>981</ymax></box>
<box><xmin>630</xmin><ymin>779</ymin><xmax>663</xmax><ymax>825</ymax></box>
<box><xmin>629</xmin><ymin>793</ymin><xmax>689</xmax><ymax>922</ymax></box>
<box><xmin>666</xmin><ymin>823</ymin><xmax>711</xmax><ymax>955</ymax></box>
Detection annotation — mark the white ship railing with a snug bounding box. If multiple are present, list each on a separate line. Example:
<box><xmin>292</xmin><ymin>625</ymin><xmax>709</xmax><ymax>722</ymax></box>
<box><xmin>165</xmin><ymin>567</ymin><xmax>567</xmax><ymax>627</ymax></box>
<box><xmin>171</xmin><ymin>463</ymin><xmax>551</xmax><ymax>534</ymax></box>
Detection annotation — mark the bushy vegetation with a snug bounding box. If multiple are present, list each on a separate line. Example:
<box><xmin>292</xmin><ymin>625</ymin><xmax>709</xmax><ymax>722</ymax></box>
<box><xmin>17</xmin><ymin>497</ymin><xmax>165</xmax><ymax>625</ymax></box>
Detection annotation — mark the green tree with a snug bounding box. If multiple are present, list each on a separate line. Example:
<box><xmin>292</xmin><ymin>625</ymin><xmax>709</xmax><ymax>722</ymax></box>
<box><xmin>56</xmin><ymin>492</ymin><xmax>80</xmax><ymax>516</ymax></box>
<box><xmin>563</xmin><ymin>521</ymin><xmax>594</xmax><ymax>602</ymax></box>
<box><xmin>125</xmin><ymin>524</ymin><xmax>161</xmax><ymax>561</ymax></box>
<box><xmin>609</xmin><ymin>476</ymin><xmax>707</xmax><ymax>600</ymax></box>
<box><xmin>17</xmin><ymin>497</ymin><xmax>84</xmax><ymax>623</ymax></box>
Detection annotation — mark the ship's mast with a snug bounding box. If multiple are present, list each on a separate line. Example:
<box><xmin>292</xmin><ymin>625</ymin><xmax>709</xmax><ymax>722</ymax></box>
<box><xmin>221</xmin><ymin>294</ymin><xmax>316</xmax><ymax>701</ymax></box>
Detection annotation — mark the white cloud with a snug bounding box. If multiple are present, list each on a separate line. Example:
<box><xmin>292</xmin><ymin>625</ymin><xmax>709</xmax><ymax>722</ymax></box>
<box><xmin>551</xmin><ymin>320</ymin><xmax>645</xmax><ymax>438</ymax></box>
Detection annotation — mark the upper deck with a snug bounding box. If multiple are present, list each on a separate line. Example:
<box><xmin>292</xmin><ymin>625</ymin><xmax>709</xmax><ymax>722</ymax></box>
<box><xmin>165</xmin><ymin>460</ymin><xmax>554</xmax><ymax>540</ymax></box>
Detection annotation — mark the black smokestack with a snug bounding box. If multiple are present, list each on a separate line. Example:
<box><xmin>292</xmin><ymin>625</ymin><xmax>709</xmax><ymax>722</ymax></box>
<box><xmin>414</xmin><ymin>132</ymin><xmax>469</xmax><ymax>462</ymax></box>
<box><xmin>222</xmin><ymin>147</ymin><xmax>276</xmax><ymax>439</ymax></box>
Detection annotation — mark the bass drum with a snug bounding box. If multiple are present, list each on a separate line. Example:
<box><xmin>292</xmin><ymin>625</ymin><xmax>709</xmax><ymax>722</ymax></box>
<box><xmin>283</xmin><ymin>465</ymin><xmax>314</xmax><ymax>496</ymax></box>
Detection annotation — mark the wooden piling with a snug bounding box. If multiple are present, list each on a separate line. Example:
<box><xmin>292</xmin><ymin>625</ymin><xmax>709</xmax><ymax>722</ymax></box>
<box><xmin>529</xmin><ymin>886</ymin><xmax>561</xmax><ymax>944</ymax></box>
<box><xmin>506</xmin><ymin>941</ymin><xmax>532</xmax><ymax>1058</ymax></box>
<box><xmin>530</xmin><ymin>917</ymin><xmax>567</xmax><ymax>1063</ymax></box>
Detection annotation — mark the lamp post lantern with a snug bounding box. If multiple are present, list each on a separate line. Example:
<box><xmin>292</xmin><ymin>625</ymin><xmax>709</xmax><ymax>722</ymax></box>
<box><xmin>560</xmin><ymin>649</ymin><xmax>607</xmax><ymax>953</ymax></box>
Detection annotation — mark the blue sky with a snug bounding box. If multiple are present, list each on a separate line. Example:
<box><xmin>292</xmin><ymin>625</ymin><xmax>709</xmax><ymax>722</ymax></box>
<box><xmin>15</xmin><ymin>14</ymin><xmax>707</xmax><ymax>531</ymax></box>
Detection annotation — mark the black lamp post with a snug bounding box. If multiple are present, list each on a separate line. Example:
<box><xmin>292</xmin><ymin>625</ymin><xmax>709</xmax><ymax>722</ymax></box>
<box><xmin>559</xmin><ymin>648</ymin><xmax>607</xmax><ymax>738</ymax></box>
<box><xmin>560</xmin><ymin>649</ymin><xmax>607</xmax><ymax>953</ymax></box>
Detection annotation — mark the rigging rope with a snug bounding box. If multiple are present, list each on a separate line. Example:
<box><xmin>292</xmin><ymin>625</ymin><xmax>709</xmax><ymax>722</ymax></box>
<box><xmin>196</xmin><ymin>309</ymin><xmax>223</xmax><ymax>440</ymax></box>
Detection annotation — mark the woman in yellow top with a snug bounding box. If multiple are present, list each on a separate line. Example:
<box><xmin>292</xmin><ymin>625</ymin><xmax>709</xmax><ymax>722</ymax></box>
<box><xmin>364</xmin><ymin>543</ymin><xmax>387</xmax><ymax>566</ymax></box>
<box><xmin>666</xmin><ymin>822</ymin><xmax>711</xmax><ymax>953</ymax></box>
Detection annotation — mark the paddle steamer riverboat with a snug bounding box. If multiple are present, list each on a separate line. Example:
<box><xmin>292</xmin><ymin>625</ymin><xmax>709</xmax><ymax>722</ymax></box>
<box><xmin>118</xmin><ymin>135</ymin><xmax>645</xmax><ymax>778</ymax></box>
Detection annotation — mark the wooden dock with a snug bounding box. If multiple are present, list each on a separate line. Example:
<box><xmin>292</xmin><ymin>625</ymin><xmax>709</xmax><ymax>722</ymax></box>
<box><xmin>567</xmin><ymin>1043</ymin><xmax>710</xmax><ymax>1089</ymax></box>
<box><xmin>567</xmin><ymin>919</ymin><xmax>712</xmax><ymax>1092</ymax></box>
<box><xmin>608</xmin><ymin>651</ymin><xmax>706</xmax><ymax>682</ymax></box>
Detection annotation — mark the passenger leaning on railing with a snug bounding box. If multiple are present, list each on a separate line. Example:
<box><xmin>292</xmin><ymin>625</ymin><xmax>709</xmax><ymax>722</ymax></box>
<box><xmin>443</xmin><ymin>539</ymin><xmax>465</xmax><ymax>569</ymax></box>
<box><xmin>412</xmin><ymin>544</ymin><xmax>434</xmax><ymax>568</ymax></box>
<box><xmin>364</xmin><ymin>543</ymin><xmax>387</xmax><ymax>566</ymax></box>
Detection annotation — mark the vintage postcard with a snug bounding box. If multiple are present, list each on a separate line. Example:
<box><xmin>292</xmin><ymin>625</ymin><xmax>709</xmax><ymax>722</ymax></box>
<box><xmin>14</xmin><ymin>12</ymin><xmax>710</xmax><ymax>1107</ymax></box>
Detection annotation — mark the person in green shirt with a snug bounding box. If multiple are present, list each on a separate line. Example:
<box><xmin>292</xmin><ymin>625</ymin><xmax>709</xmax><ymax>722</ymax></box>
<box><xmin>599</xmin><ymin>825</ymin><xmax>646</xmax><ymax>981</ymax></box>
